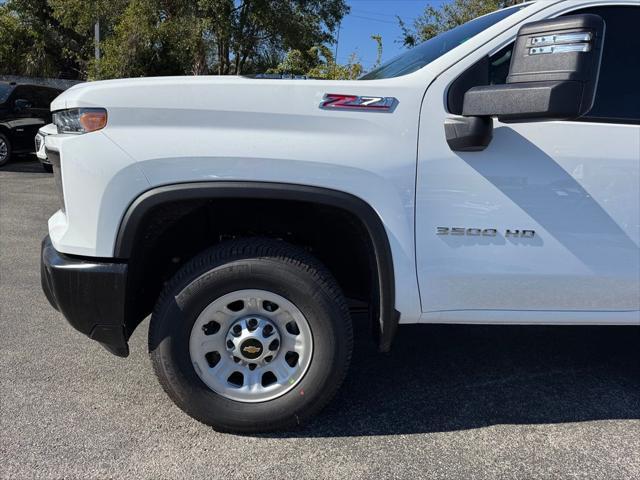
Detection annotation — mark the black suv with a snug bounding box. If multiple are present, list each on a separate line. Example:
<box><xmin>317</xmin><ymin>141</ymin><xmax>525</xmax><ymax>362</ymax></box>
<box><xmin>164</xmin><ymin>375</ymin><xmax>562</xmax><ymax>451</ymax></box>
<box><xmin>0</xmin><ymin>82</ymin><xmax>61</xmax><ymax>167</ymax></box>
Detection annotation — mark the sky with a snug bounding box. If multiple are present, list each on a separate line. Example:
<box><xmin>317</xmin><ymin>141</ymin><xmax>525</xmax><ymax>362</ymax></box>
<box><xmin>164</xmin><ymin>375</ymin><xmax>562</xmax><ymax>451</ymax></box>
<box><xmin>339</xmin><ymin>0</ymin><xmax>443</xmax><ymax>68</ymax></box>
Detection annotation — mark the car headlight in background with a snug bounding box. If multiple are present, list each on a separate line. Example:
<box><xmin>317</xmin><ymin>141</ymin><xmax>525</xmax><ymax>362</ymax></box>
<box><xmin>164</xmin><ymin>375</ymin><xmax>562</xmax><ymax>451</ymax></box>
<box><xmin>52</xmin><ymin>108</ymin><xmax>108</xmax><ymax>134</ymax></box>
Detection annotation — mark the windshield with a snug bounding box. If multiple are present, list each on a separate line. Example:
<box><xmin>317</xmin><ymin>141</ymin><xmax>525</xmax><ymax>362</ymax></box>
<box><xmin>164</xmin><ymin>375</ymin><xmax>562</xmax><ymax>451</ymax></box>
<box><xmin>0</xmin><ymin>83</ymin><xmax>13</xmax><ymax>104</ymax></box>
<box><xmin>360</xmin><ymin>5</ymin><xmax>529</xmax><ymax>80</ymax></box>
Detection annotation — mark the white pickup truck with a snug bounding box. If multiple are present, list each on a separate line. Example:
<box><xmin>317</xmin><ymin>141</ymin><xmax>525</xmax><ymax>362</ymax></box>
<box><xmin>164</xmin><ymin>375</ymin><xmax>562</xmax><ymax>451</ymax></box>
<box><xmin>41</xmin><ymin>1</ymin><xmax>639</xmax><ymax>432</ymax></box>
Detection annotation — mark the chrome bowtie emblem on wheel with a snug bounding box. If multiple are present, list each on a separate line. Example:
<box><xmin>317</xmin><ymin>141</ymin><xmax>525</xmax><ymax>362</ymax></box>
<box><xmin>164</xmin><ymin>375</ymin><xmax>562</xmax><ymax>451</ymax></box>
<box><xmin>320</xmin><ymin>93</ymin><xmax>398</xmax><ymax>112</ymax></box>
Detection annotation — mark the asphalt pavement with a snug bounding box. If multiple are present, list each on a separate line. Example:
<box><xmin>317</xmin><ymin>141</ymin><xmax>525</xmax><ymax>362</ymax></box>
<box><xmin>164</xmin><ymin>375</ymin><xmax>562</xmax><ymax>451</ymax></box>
<box><xmin>1</xmin><ymin>159</ymin><xmax>639</xmax><ymax>479</ymax></box>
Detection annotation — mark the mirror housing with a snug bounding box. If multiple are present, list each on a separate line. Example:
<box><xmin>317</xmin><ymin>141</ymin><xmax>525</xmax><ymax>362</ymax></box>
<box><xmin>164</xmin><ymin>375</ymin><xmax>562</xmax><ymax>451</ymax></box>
<box><xmin>444</xmin><ymin>116</ymin><xmax>493</xmax><ymax>152</ymax></box>
<box><xmin>463</xmin><ymin>14</ymin><xmax>605</xmax><ymax>123</ymax></box>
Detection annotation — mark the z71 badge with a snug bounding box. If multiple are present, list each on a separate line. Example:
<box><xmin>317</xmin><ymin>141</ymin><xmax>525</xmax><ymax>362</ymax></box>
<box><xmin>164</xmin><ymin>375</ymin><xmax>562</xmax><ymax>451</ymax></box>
<box><xmin>320</xmin><ymin>94</ymin><xmax>398</xmax><ymax>112</ymax></box>
<box><xmin>437</xmin><ymin>227</ymin><xmax>536</xmax><ymax>238</ymax></box>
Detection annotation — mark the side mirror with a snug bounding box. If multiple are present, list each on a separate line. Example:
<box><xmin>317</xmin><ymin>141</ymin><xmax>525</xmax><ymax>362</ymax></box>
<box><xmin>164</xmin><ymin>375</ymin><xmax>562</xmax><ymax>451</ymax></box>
<box><xmin>13</xmin><ymin>98</ymin><xmax>32</xmax><ymax>111</ymax></box>
<box><xmin>447</xmin><ymin>14</ymin><xmax>605</xmax><ymax>151</ymax></box>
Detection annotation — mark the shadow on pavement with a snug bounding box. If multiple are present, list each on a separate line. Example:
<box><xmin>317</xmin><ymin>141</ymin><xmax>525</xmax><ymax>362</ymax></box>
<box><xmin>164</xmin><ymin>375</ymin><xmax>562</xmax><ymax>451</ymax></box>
<box><xmin>264</xmin><ymin>322</ymin><xmax>640</xmax><ymax>438</ymax></box>
<box><xmin>0</xmin><ymin>157</ymin><xmax>49</xmax><ymax>174</ymax></box>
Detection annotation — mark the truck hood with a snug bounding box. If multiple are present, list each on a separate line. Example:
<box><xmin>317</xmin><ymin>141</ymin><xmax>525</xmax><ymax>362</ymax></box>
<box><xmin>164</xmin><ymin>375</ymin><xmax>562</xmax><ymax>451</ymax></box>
<box><xmin>52</xmin><ymin>76</ymin><xmax>340</xmax><ymax>111</ymax></box>
<box><xmin>49</xmin><ymin>75</ymin><xmax>414</xmax><ymax>118</ymax></box>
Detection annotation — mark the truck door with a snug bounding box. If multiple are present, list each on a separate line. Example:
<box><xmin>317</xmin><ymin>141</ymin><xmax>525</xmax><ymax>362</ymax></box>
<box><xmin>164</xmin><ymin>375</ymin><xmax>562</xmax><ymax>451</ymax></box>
<box><xmin>7</xmin><ymin>85</ymin><xmax>49</xmax><ymax>152</ymax></box>
<box><xmin>416</xmin><ymin>5</ymin><xmax>640</xmax><ymax>321</ymax></box>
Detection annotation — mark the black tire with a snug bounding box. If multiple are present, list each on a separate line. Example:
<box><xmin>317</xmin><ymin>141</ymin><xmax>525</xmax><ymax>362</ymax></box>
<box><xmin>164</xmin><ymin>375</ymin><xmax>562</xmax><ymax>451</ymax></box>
<box><xmin>42</xmin><ymin>163</ymin><xmax>53</xmax><ymax>173</ymax></box>
<box><xmin>0</xmin><ymin>133</ymin><xmax>11</xmax><ymax>167</ymax></box>
<box><xmin>149</xmin><ymin>238</ymin><xmax>353</xmax><ymax>433</ymax></box>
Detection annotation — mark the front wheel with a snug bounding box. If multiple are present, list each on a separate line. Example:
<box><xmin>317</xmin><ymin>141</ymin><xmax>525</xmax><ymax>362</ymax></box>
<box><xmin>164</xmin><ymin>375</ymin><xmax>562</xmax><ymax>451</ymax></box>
<box><xmin>149</xmin><ymin>238</ymin><xmax>353</xmax><ymax>432</ymax></box>
<box><xmin>0</xmin><ymin>134</ymin><xmax>11</xmax><ymax>167</ymax></box>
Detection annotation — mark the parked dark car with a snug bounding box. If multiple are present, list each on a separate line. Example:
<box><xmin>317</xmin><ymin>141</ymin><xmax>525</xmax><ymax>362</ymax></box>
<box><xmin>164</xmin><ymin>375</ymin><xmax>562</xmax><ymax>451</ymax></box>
<box><xmin>0</xmin><ymin>82</ymin><xmax>61</xmax><ymax>167</ymax></box>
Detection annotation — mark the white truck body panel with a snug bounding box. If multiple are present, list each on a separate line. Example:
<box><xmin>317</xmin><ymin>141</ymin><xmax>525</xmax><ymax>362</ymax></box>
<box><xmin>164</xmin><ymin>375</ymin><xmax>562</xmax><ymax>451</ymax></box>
<box><xmin>46</xmin><ymin>0</ymin><xmax>640</xmax><ymax>326</ymax></box>
<box><xmin>417</xmin><ymin>0</ymin><xmax>640</xmax><ymax>321</ymax></box>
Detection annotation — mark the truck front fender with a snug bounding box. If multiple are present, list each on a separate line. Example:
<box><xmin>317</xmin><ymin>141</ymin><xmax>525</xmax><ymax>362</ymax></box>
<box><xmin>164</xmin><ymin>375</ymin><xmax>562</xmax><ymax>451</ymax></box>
<box><xmin>115</xmin><ymin>181</ymin><xmax>400</xmax><ymax>352</ymax></box>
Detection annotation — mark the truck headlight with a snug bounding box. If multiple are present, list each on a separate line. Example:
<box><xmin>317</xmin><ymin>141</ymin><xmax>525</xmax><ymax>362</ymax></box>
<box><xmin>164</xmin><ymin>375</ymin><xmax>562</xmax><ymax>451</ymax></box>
<box><xmin>52</xmin><ymin>108</ymin><xmax>108</xmax><ymax>134</ymax></box>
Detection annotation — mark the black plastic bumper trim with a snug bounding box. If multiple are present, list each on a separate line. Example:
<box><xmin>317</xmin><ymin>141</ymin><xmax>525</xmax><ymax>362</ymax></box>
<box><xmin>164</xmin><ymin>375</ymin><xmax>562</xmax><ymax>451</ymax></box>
<box><xmin>41</xmin><ymin>235</ymin><xmax>130</xmax><ymax>357</ymax></box>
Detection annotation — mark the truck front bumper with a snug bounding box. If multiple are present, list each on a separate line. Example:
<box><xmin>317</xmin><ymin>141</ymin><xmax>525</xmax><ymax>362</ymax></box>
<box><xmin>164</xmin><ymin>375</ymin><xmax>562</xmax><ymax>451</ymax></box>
<box><xmin>41</xmin><ymin>235</ymin><xmax>130</xmax><ymax>357</ymax></box>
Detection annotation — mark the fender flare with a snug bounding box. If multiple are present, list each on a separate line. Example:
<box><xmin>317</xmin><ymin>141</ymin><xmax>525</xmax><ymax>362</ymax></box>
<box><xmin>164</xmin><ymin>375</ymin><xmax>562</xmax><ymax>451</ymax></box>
<box><xmin>114</xmin><ymin>181</ymin><xmax>399</xmax><ymax>352</ymax></box>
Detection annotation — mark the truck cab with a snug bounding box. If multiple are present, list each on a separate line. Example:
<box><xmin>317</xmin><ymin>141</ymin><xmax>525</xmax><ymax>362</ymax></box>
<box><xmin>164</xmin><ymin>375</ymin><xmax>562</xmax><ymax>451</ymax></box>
<box><xmin>41</xmin><ymin>0</ymin><xmax>639</xmax><ymax>432</ymax></box>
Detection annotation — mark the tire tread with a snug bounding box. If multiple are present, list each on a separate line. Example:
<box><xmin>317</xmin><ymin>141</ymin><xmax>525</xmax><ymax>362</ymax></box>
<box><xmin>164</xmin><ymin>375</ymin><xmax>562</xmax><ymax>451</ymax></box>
<box><xmin>148</xmin><ymin>237</ymin><xmax>353</xmax><ymax>432</ymax></box>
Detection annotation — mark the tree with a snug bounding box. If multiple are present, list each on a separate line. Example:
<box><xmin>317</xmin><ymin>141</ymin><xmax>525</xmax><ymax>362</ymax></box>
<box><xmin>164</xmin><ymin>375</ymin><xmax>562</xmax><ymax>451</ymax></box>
<box><xmin>370</xmin><ymin>34</ymin><xmax>383</xmax><ymax>70</ymax></box>
<box><xmin>95</xmin><ymin>0</ymin><xmax>349</xmax><ymax>79</ymax></box>
<box><xmin>269</xmin><ymin>35</ymin><xmax>383</xmax><ymax>80</ymax></box>
<box><xmin>0</xmin><ymin>0</ymin><xmax>89</xmax><ymax>78</ymax></box>
<box><xmin>399</xmin><ymin>0</ymin><xmax>526</xmax><ymax>48</ymax></box>
<box><xmin>48</xmin><ymin>0</ymin><xmax>129</xmax><ymax>74</ymax></box>
<box><xmin>0</xmin><ymin>0</ymin><xmax>349</xmax><ymax>80</ymax></box>
<box><xmin>306</xmin><ymin>47</ymin><xmax>363</xmax><ymax>80</ymax></box>
<box><xmin>268</xmin><ymin>45</ymin><xmax>360</xmax><ymax>80</ymax></box>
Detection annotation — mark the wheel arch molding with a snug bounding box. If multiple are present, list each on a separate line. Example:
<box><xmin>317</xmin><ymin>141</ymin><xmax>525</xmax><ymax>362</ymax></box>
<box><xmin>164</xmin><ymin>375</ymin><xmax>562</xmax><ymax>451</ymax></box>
<box><xmin>115</xmin><ymin>181</ymin><xmax>400</xmax><ymax>352</ymax></box>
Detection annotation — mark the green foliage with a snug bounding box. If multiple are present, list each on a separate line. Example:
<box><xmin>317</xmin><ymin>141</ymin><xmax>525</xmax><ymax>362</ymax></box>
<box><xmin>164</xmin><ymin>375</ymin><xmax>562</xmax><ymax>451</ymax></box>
<box><xmin>1</xmin><ymin>0</ymin><xmax>522</xmax><ymax>81</ymax></box>
<box><xmin>306</xmin><ymin>47</ymin><xmax>363</xmax><ymax>80</ymax></box>
<box><xmin>94</xmin><ymin>0</ymin><xmax>167</xmax><ymax>78</ymax></box>
<box><xmin>94</xmin><ymin>0</ymin><xmax>350</xmax><ymax>79</ymax></box>
<box><xmin>268</xmin><ymin>49</ymin><xmax>309</xmax><ymax>76</ymax></box>
<box><xmin>48</xmin><ymin>0</ymin><xmax>129</xmax><ymax>77</ymax></box>
<box><xmin>370</xmin><ymin>34</ymin><xmax>383</xmax><ymax>70</ymax></box>
<box><xmin>269</xmin><ymin>45</ymin><xmax>364</xmax><ymax>80</ymax></box>
<box><xmin>269</xmin><ymin>34</ymin><xmax>384</xmax><ymax>80</ymax></box>
<box><xmin>0</xmin><ymin>0</ymin><xmax>87</xmax><ymax>78</ymax></box>
<box><xmin>399</xmin><ymin>0</ymin><xmax>526</xmax><ymax>47</ymax></box>
<box><xmin>0</xmin><ymin>0</ymin><xmax>349</xmax><ymax>80</ymax></box>
<box><xmin>0</xmin><ymin>6</ymin><xmax>35</xmax><ymax>75</ymax></box>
